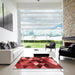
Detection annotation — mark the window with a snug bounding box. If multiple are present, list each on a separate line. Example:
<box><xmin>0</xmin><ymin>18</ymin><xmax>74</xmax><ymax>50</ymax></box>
<box><xmin>19</xmin><ymin>10</ymin><xmax>63</xmax><ymax>40</ymax></box>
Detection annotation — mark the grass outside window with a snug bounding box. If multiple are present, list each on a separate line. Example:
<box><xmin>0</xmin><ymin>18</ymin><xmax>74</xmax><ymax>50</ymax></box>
<box><xmin>21</xmin><ymin>40</ymin><xmax>63</xmax><ymax>48</ymax></box>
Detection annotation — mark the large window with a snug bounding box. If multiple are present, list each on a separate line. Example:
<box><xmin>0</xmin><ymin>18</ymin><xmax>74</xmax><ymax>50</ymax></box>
<box><xmin>19</xmin><ymin>10</ymin><xmax>63</xmax><ymax>48</ymax></box>
<box><xmin>19</xmin><ymin>10</ymin><xmax>63</xmax><ymax>40</ymax></box>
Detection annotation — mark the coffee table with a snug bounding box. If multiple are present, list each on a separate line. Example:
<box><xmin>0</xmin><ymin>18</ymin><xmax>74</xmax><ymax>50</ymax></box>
<box><xmin>34</xmin><ymin>49</ymin><xmax>49</xmax><ymax>57</ymax></box>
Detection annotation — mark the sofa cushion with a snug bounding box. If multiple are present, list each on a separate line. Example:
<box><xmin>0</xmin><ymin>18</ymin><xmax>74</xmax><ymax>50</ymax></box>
<box><xmin>13</xmin><ymin>47</ymin><xmax>23</xmax><ymax>60</ymax></box>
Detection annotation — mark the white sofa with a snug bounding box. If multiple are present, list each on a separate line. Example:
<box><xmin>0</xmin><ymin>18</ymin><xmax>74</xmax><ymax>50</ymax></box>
<box><xmin>0</xmin><ymin>46</ymin><xmax>24</xmax><ymax>64</ymax></box>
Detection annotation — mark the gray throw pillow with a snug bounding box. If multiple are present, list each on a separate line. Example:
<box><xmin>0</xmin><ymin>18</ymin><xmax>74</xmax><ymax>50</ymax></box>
<box><xmin>7</xmin><ymin>43</ymin><xmax>11</xmax><ymax>49</ymax></box>
<box><xmin>10</xmin><ymin>42</ymin><xmax>18</xmax><ymax>48</ymax></box>
<box><xmin>0</xmin><ymin>42</ymin><xmax>8</xmax><ymax>49</ymax></box>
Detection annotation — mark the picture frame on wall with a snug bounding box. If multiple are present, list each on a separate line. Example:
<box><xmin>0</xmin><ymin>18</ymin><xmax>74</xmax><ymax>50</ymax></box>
<box><xmin>4</xmin><ymin>4</ymin><xmax>13</xmax><ymax>31</ymax></box>
<box><xmin>0</xmin><ymin>1</ymin><xmax>3</xmax><ymax>27</ymax></box>
<box><xmin>0</xmin><ymin>1</ymin><xmax>13</xmax><ymax>31</ymax></box>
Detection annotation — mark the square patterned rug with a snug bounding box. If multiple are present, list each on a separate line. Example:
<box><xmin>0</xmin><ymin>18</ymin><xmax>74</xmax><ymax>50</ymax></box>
<box><xmin>14</xmin><ymin>57</ymin><xmax>62</xmax><ymax>69</ymax></box>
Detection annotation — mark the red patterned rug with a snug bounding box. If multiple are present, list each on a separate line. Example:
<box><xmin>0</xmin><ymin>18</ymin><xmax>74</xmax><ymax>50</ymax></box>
<box><xmin>14</xmin><ymin>57</ymin><xmax>62</xmax><ymax>69</ymax></box>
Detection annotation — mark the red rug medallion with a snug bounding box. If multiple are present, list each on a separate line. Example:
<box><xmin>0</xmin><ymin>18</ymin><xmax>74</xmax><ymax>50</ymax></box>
<box><xmin>14</xmin><ymin>57</ymin><xmax>62</xmax><ymax>69</ymax></box>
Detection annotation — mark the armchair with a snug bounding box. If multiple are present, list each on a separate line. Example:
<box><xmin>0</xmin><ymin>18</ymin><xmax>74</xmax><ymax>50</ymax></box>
<box><xmin>59</xmin><ymin>44</ymin><xmax>75</xmax><ymax>59</ymax></box>
<box><xmin>45</xmin><ymin>41</ymin><xmax>56</xmax><ymax>51</ymax></box>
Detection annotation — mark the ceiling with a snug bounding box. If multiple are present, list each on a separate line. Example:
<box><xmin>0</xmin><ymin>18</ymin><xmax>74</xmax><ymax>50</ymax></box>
<box><xmin>2</xmin><ymin>0</ymin><xmax>62</xmax><ymax>10</ymax></box>
<box><xmin>16</xmin><ymin>0</ymin><xmax>62</xmax><ymax>9</ymax></box>
<box><xmin>16</xmin><ymin>0</ymin><xmax>61</xmax><ymax>3</ymax></box>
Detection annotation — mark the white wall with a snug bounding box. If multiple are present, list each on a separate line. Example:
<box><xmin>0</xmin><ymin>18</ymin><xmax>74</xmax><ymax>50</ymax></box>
<box><xmin>0</xmin><ymin>0</ymin><xmax>18</xmax><ymax>42</ymax></box>
<box><xmin>0</xmin><ymin>27</ymin><xmax>17</xmax><ymax>42</ymax></box>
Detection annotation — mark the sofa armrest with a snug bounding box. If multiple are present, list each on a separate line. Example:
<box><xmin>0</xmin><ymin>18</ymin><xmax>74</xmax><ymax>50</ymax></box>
<box><xmin>0</xmin><ymin>50</ymin><xmax>13</xmax><ymax>64</ymax></box>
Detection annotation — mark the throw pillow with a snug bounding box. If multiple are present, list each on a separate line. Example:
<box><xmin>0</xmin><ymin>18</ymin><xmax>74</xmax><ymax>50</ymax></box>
<box><xmin>0</xmin><ymin>42</ymin><xmax>8</xmax><ymax>49</ymax></box>
<box><xmin>10</xmin><ymin>42</ymin><xmax>18</xmax><ymax>48</ymax></box>
<box><xmin>7</xmin><ymin>43</ymin><xmax>11</xmax><ymax>49</ymax></box>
